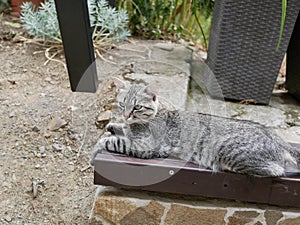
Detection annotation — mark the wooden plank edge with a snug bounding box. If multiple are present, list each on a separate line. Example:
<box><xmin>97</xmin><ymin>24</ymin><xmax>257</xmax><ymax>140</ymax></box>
<box><xmin>94</xmin><ymin>152</ymin><xmax>300</xmax><ymax>208</ymax></box>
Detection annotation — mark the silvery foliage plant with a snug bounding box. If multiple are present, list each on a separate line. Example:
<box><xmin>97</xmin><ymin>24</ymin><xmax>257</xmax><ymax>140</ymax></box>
<box><xmin>20</xmin><ymin>0</ymin><xmax>61</xmax><ymax>42</ymax></box>
<box><xmin>20</xmin><ymin>0</ymin><xmax>130</xmax><ymax>44</ymax></box>
<box><xmin>88</xmin><ymin>0</ymin><xmax>130</xmax><ymax>45</ymax></box>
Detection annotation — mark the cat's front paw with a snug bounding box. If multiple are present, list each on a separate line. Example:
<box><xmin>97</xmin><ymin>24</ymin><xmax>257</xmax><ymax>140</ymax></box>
<box><xmin>102</xmin><ymin>136</ymin><xmax>128</xmax><ymax>154</ymax></box>
<box><xmin>90</xmin><ymin>138</ymin><xmax>107</xmax><ymax>166</ymax></box>
<box><xmin>106</xmin><ymin>123</ymin><xmax>124</xmax><ymax>135</ymax></box>
<box><xmin>90</xmin><ymin>136</ymin><xmax>130</xmax><ymax>165</ymax></box>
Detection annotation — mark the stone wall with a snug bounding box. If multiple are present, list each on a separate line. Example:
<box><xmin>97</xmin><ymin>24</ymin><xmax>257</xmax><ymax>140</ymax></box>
<box><xmin>89</xmin><ymin>186</ymin><xmax>300</xmax><ymax>225</ymax></box>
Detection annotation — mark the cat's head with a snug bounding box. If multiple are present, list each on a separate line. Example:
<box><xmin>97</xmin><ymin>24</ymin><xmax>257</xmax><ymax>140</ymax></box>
<box><xmin>114</xmin><ymin>78</ymin><xmax>159</xmax><ymax>124</ymax></box>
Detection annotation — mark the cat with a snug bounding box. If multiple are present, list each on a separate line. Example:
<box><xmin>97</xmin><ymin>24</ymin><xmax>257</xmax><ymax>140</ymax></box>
<box><xmin>91</xmin><ymin>78</ymin><xmax>300</xmax><ymax>177</ymax></box>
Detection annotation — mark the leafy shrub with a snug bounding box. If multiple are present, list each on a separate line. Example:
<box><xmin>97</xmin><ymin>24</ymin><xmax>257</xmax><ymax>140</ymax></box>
<box><xmin>118</xmin><ymin>0</ymin><xmax>214</xmax><ymax>47</ymax></box>
<box><xmin>20</xmin><ymin>0</ymin><xmax>130</xmax><ymax>47</ymax></box>
<box><xmin>20</xmin><ymin>0</ymin><xmax>61</xmax><ymax>43</ymax></box>
<box><xmin>88</xmin><ymin>0</ymin><xmax>130</xmax><ymax>48</ymax></box>
<box><xmin>0</xmin><ymin>0</ymin><xmax>10</xmax><ymax>13</ymax></box>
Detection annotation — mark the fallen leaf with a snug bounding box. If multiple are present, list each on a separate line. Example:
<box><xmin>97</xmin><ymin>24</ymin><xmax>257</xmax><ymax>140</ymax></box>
<box><xmin>7</xmin><ymin>80</ymin><xmax>16</xmax><ymax>85</ymax></box>
<box><xmin>95</xmin><ymin>110</ymin><xmax>112</xmax><ymax>129</ymax></box>
<box><xmin>4</xmin><ymin>21</ymin><xmax>21</xmax><ymax>28</ymax></box>
<box><xmin>32</xmin><ymin>181</ymin><xmax>38</xmax><ymax>198</ymax></box>
<box><xmin>48</xmin><ymin>117</ymin><xmax>67</xmax><ymax>131</ymax></box>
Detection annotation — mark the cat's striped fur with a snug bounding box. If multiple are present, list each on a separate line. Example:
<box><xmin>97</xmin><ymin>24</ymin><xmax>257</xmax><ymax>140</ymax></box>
<box><xmin>92</xmin><ymin>79</ymin><xmax>300</xmax><ymax>177</ymax></box>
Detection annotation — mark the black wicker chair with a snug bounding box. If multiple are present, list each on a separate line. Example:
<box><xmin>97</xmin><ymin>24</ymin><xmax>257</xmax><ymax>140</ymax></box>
<box><xmin>206</xmin><ymin>0</ymin><xmax>300</xmax><ymax>104</ymax></box>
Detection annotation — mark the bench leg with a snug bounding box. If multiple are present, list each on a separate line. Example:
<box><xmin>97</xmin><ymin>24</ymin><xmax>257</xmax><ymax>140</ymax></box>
<box><xmin>286</xmin><ymin>14</ymin><xmax>300</xmax><ymax>100</ymax></box>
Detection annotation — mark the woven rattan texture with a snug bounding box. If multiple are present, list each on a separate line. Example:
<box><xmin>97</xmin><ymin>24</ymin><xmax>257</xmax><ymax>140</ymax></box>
<box><xmin>206</xmin><ymin>0</ymin><xmax>300</xmax><ymax>104</ymax></box>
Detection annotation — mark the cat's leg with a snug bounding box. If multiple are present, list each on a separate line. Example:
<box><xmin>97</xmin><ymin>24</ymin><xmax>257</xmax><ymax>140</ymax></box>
<box><xmin>90</xmin><ymin>137</ymin><xmax>110</xmax><ymax>165</ymax></box>
<box><xmin>217</xmin><ymin>145</ymin><xmax>286</xmax><ymax>177</ymax></box>
<box><xmin>90</xmin><ymin>135</ymin><xmax>134</xmax><ymax>165</ymax></box>
<box><xmin>220</xmin><ymin>157</ymin><xmax>285</xmax><ymax>177</ymax></box>
<box><xmin>233</xmin><ymin>163</ymin><xmax>285</xmax><ymax>177</ymax></box>
<box><xmin>100</xmin><ymin>136</ymin><xmax>131</xmax><ymax>154</ymax></box>
<box><xmin>94</xmin><ymin>136</ymin><xmax>169</xmax><ymax>159</ymax></box>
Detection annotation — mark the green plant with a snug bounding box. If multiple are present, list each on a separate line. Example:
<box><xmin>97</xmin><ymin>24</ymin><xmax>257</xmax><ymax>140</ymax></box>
<box><xmin>276</xmin><ymin>0</ymin><xmax>286</xmax><ymax>52</ymax></box>
<box><xmin>192</xmin><ymin>0</ymin><xmax>214</xmax><ymax>48</ymax></box>
<box><xmin>118</xmin><ymin>0</ymin><xmax>213</xmax><ymax>48</ymax></box>
<box><xmin>88</xmin><ymin>0</ymin><xmax>130</xmax><ymax>48</ymax></box>
<box><xmin>20</xmin><ymin>0</ymin><xmax>130</xmax><ymax>47</ymax></box>
<box><xmin>0</xmin><ymin>0</ymin><xmax>10</xmax><ymax>13</ymax></box>
<box><xmin>20</xmin><ymin>0</ymin><xmax>61</xmax><ymax>43</ymax></box>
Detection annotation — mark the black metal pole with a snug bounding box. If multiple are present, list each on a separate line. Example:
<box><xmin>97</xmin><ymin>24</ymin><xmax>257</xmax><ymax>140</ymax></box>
<box><xmin>54</xmin><ymin>0</ymin><xmax>98</xmax><ymax>93</ymax></box>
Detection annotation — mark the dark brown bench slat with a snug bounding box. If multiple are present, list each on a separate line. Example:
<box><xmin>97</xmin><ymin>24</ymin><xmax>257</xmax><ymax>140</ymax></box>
<box><xmin>94</xmin><ymin>143</ymin><xmax>300</xmax><ymax>208</ymax></box>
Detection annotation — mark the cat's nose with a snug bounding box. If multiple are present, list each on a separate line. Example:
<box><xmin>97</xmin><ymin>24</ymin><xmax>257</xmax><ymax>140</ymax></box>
<box><xmin>124</xmin><ymin>111</ymin><xmax>132</xmax><ymax>120</ymax></box>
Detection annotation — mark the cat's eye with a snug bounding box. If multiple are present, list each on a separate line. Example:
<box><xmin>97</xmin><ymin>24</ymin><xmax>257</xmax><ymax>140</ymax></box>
<box><xmin>134</xmin><ymin>105</ymin><xmax>142</xmax><ymax>110</ymax></box>
<box><xmin>119</xmin><ymin>102</ymin><xmax>125</xmax><ymax>108</ymax></box>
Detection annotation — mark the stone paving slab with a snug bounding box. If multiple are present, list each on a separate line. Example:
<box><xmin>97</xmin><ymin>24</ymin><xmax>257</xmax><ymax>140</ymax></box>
<box><xmin>188</xmin><ymin>60</ymin><xmax>300</xmax><ymax>143</ymax></box>
<box><xmin>95</xmin><ymin>40</ymin><xmax>192</xmax><ymax>110</ymax></box>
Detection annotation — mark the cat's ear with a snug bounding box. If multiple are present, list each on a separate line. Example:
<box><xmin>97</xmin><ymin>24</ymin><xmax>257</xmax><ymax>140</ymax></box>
<box><xmin>145</xmin><ymin>83</ymin><xmax>159</xmax><ymax>101</ymax></box>
<box><xmin>113</xmin><ymin>77</ymin><xmax>126</xmax><ymax>91</ymax></box>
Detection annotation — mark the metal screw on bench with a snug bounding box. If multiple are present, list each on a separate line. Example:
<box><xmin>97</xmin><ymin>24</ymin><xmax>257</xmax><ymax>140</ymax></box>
<box><xmin>169</xmin><ymin>170</ymin><xmax>175</xmax><ymax>176</ymax></box>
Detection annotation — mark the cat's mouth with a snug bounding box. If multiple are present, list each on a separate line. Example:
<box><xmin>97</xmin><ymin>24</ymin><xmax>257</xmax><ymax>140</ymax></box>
<box><xmin>124</xmin><ymin>115</ymin><xmax>148</xmax><ymax>124</ymax></box>
<box><xmin>123</xmin><ymin>111</ymin><xmax>155</xmax><ymax>124</ymax></box>
<box><xmin>123</xmin><ymin>115</ymin><xmax>138</xmax><ymax>124</ymax></box>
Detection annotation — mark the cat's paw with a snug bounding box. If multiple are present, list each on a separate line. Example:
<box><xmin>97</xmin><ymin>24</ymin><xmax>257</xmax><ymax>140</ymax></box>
<box><xmin>90</xmin><ymin>138</ymin><xmax>107</xmax><ymax>166</ymax></box>
<box><xmin>106</xmin><ymin>123</ymin><xmax>124</xmax><ymax>135</ymax></box>
<box><xmin>90</xmin><ymin>136</ymin><xmax>130</xmax><ymax>165</ymax></box>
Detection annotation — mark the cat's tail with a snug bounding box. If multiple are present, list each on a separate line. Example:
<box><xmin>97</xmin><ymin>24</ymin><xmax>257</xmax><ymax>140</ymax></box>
<box><xmin>293</xmin><ymin>146</ymin><xmax>300</xmax><ymax>168</ymax></box>
<box><xmin>284</xmin><ymin>142</ymin><xmax>300</xmax><ymax>170</ymax></box>
<box><xmin>270</xmin><ymin>129</ymin><xmax>300</xmax><ymax>169</ymax></box>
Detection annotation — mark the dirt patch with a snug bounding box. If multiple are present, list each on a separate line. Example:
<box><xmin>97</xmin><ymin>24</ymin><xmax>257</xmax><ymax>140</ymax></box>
<box><xmin>0</xmin><ymin>16</ymin><xmax>110</xmax><ymax>224</ymax></box>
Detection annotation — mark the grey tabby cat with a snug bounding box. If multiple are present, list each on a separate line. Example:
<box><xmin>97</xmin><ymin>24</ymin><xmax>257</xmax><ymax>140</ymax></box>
<box><xmin>92</xmin><ymin>78</ymin><xmax>300</xmax><ymax>177</ymax></box>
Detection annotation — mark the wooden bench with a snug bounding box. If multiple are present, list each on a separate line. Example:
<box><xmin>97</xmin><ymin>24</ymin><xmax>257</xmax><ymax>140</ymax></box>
<box><xmin>94</xmin><ymin>143</ymin><xmax>300</xmax><ymax>208</ymax></box>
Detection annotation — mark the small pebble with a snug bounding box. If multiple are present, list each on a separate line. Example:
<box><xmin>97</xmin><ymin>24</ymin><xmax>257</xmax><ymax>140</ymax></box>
<box><xmin>45</xmin><ymin>77</ymin><xmax>51</xmax><ymax>82</ymax></box>
<box><xmin>3</xmin><ymin>215</ymin><xmax>12</xmax><ymax>222</ymax></box>
<box><xmin>43</xmin><ymin>100</ymin><xmax>50</xmax><ymax>106</ymax></box>
<box><xmin>32</xmin><ymin>181</ymin><xmax>38</xmax><ymax>198</ymax></box>
<box><xmin>39</xmin><ymin>146</ymin><xmax>46</xmax><ymax>154</ymax></box>
<box><xmin>44</xmin><ymin>133</ymin><xmax>51</xmax><ymax>138</ymax></box>
<box><xmin>52</xmin><ymin>144</ymin><xmax>63</xmax><ymax>151</ymax></box>
<box><xmin>32</xmin><ymin>126</ymin><xmax>40</xmax><ymax>132</ymax></box>
<box><xmin>285</xmin><ymin>119</ymin><xmax>296</xmax><ymax>127</ymax></box>
<box><xmin>35</xmin><ymin>164</ymin><xmax>41</xmax><ymax>169</ymax></box>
